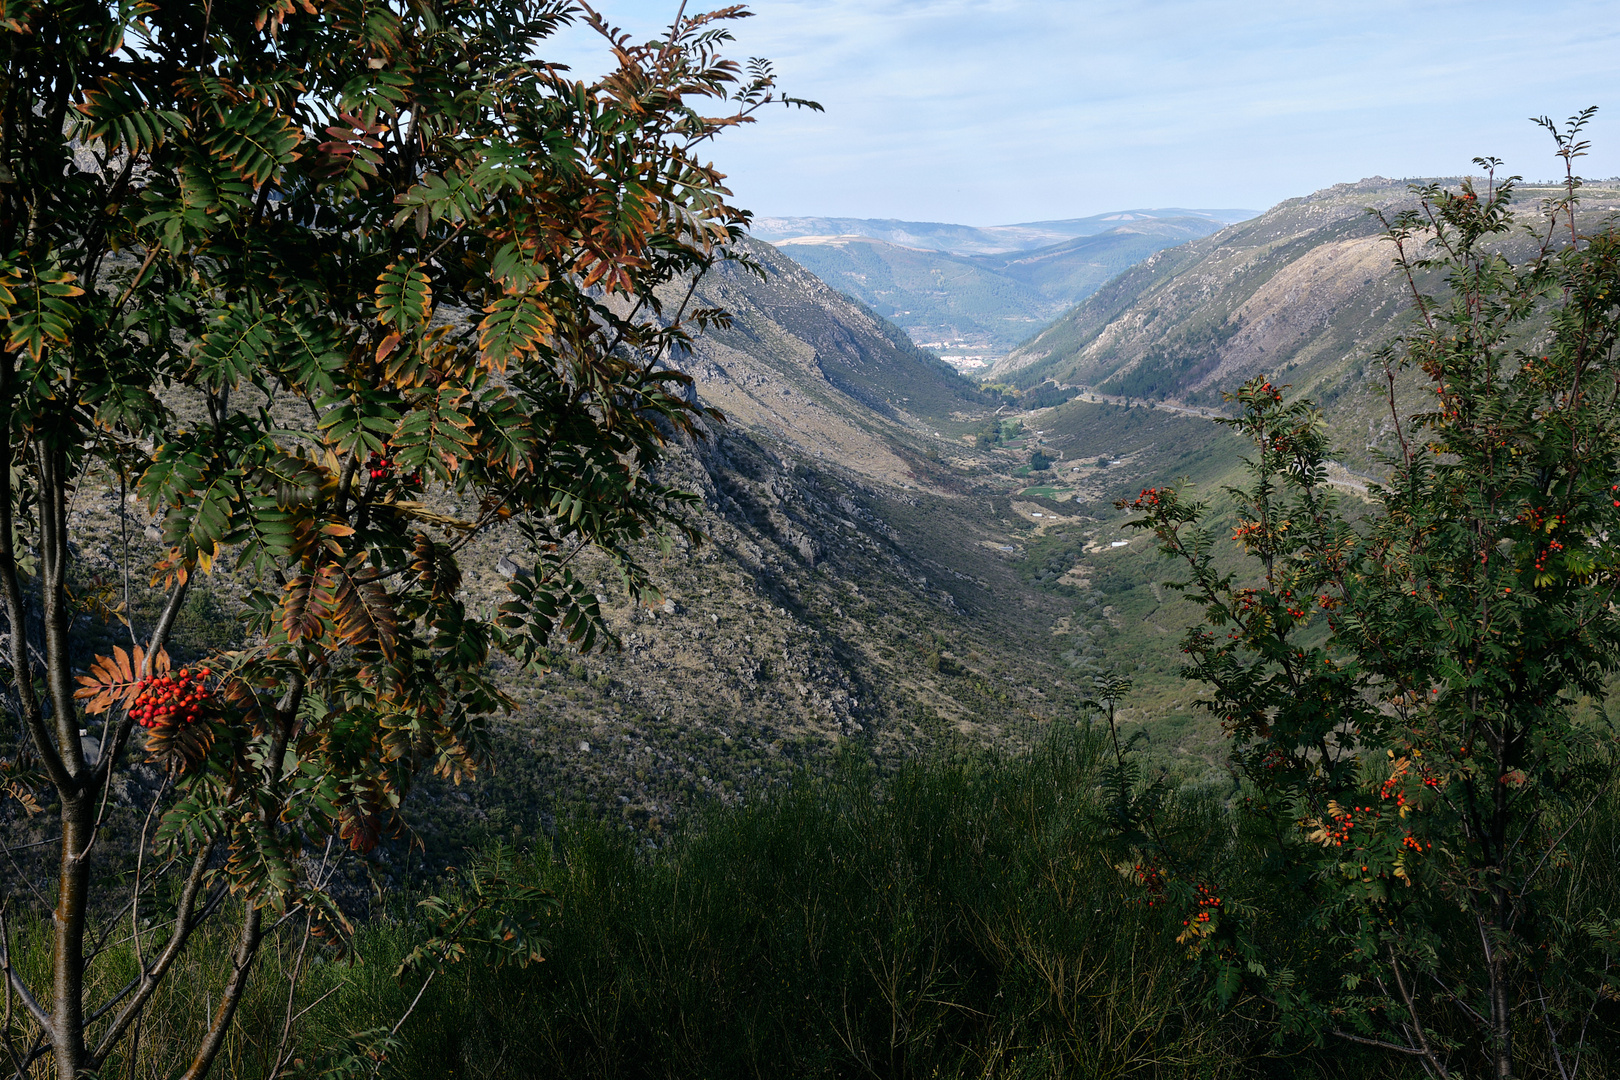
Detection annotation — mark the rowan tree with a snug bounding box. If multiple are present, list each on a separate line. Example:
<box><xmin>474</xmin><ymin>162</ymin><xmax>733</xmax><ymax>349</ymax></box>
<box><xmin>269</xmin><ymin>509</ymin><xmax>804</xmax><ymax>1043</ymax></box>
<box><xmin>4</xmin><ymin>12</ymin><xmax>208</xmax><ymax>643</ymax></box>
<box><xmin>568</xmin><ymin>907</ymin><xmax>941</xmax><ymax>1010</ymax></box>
<box><xmin>1124</xmin><ymin>114</ymin><xmax>1620</xmax><ymax>1079</ymax></box>
<box><xmin>0</xmin><ymin>1</ymin><xmax>811</xmax><ymax>1076</ymax></box>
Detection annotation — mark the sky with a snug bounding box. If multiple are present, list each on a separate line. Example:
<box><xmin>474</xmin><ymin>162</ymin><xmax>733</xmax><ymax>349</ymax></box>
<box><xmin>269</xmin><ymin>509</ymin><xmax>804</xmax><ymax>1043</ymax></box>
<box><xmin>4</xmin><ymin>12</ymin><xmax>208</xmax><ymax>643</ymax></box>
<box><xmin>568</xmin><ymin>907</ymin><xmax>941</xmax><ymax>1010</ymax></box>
<box><xmin>546</xmin><ymin>1</ymin><xmax>1620</xmax><ymax>226</ymax></box>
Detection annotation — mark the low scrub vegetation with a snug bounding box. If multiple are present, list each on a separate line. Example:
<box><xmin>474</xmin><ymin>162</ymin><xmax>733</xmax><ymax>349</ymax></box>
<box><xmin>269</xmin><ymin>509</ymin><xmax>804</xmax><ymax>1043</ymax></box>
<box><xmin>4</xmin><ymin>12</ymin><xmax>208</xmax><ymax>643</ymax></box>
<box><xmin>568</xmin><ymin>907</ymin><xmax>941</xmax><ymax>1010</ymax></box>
<box><xmin>22</xmin><ymin>722</ymin><xmax>1612</xmax><ymax>1078</ymax></box>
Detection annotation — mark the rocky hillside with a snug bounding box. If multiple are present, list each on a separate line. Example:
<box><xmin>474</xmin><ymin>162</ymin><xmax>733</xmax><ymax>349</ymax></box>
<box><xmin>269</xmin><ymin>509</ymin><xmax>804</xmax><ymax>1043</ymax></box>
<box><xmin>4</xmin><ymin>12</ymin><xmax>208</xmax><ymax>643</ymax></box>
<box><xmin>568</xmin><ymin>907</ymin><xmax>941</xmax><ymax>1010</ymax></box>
<box><xmin>674</xmin><ymin>238</ymin><xmax>992</xmax><ymax>478</ymax></box>
<box><xmin>991</xmin><ymin>177</ymin><xmax>1620</xmax><ymax>463</ymax></box>
<box><xmin>387</xmin><ymin>242</ymin><xmax>1251</xmax><ymax>861</ymax></box>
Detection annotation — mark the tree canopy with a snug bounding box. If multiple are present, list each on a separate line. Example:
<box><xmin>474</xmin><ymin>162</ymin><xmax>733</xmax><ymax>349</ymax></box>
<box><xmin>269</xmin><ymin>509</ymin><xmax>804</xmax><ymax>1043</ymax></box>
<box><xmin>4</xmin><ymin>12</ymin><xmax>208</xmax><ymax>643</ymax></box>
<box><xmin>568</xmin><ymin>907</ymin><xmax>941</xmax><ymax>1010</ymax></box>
<box><xmin>1123</xmin><ymin>121</ymin><xmax>1620</xmax><ymax>1078</ymax></box>
<box><xmin>0</xmin><ymin>1</ymin><xmax>812</xmax><ymax>1075</ymax></box>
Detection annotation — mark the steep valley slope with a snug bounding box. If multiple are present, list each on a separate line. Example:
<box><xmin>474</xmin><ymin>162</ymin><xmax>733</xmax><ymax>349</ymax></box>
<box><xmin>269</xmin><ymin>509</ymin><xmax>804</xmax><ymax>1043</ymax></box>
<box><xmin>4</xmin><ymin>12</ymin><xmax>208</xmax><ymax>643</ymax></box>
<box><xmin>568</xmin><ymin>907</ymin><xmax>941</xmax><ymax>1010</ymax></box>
<box><xmin>369</xmin><ymin>242</ymin><xmax>1258</xmax><ymax>873</ymax></box>
<box><xmin>992</xmin><ymin>177</ymin><xmax>1620</xmax><ymax>469</ymax></box>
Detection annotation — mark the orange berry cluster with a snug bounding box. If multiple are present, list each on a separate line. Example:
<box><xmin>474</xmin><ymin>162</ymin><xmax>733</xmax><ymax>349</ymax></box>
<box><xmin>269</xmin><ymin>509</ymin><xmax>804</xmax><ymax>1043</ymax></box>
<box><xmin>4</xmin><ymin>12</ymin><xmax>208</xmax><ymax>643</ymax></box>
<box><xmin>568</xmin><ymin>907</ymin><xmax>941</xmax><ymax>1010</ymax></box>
<box><xmin>1378</xmin><ymin>777</ymin><xmax>1411</xmax><ymax>808</ymax></box>
<box><xmin>1379</xmin><ymin>762</ymin><xmax>1442</xmax><ymax>802</ymax></box>
<box><xmin>1132</xmin><ymin>487</ymin><xmax>1163</xmax><ymax>509</ymax></box>
<box><xmin>1517</xmin><ymin>506</ymin><xmax>1563</xmax><ymax>532</ymax></box>
<box><xmin>1230</xmin><ymin>521</ymin><xmax>1262</xmax><ymax>544</ymax></box>
<box><xmin>1321</xmin><ymin>806</ymin><xmax>1362</xmax><ymax>846</ymax></box>
<box><xmin>1183</xmin><ymin>884</ymin><xmax>1222</xmax><ymax>927</ymax></box>
<box><xmin>131</xmin><ymin>667</ymin><xmax>214</xmax><ymax>729</ymax></box>
<box><xmin>1534</xmin><ymin>538</ymin><xmax>1565</xmax><ymax>574</ymax></box>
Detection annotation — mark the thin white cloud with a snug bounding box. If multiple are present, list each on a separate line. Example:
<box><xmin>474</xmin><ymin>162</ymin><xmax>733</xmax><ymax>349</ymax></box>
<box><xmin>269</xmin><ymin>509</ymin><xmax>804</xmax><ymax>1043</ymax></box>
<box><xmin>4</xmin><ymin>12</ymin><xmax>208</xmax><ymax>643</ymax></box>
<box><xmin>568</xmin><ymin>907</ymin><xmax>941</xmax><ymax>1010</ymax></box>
<box><xmin>551</xmin><ymin>1</ymin><xmax>1620</xmax><ymax>222</ymax></box>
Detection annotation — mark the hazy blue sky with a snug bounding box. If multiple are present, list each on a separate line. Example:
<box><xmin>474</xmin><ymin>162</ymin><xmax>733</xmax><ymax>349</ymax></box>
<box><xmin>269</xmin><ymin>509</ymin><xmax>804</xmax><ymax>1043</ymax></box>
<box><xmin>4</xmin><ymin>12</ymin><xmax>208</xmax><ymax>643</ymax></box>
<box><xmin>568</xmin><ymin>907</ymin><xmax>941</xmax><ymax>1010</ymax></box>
<box><xmin>550</xmin><ymin>1</ymin><xmax>1620</xmax><ymax>225</ymax></box>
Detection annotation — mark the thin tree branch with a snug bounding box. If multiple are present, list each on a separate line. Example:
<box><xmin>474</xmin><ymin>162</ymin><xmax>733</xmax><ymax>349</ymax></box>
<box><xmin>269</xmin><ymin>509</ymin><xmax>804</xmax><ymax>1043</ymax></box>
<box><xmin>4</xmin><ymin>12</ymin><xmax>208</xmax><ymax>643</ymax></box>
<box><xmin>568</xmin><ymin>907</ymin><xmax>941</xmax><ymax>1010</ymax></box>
<box><xmin>0</xmin><ymin>901</ymin><xmax>52</xmax><ymax>1034</ymax></box>
<box><xmin>1330</xmin><ymin>1029</ymin><xmax>1430</xmax><ymax>1056</ymax></box>
<box><xmin>179</xmin><ymin>902</ymin><xmax>263</xmax><ymax>1080</ymax></box>
<box><xmin>89</xmin><ymin>839</ymin><xmax>216</xmax><ymax>1066</ymax></box>
<box><xmin>1387</xmin><ymin>943</ymin><xmax>1449</xmax><ymax>1079</ymax></box>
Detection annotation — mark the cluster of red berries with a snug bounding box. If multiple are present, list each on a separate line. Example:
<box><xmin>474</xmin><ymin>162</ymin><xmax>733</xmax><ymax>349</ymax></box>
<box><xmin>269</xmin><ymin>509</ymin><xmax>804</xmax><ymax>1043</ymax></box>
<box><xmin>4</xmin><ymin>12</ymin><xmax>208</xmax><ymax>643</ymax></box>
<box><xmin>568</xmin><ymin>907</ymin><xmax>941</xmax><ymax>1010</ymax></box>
<box><xmin>1400</xmin><ymin>835</ymin><xmax>1429</xmax><ymax>853</ymax></box>
<box><xmin>1229</xmin><ymin>521</ymin><xmax>1263</xmax><ymax>545</ymax></box>
<box><xmin>131</xmin><ymin>667</ymin><xmax>214</xmax><ymax>729</ymax></box>
<box><xmin>1320</xmin><ymin>806</ymin><xmax>1365</xmax><ymax>847</ymax></box>
<box><xmin>1385</xmin><ymin>749</ymin><xmax>1443</xmax><ymax>794</ymax></box>
<box><xmin>1183</xmin><ymin>884</ymin><xmax>1222</xmax><ymax>927</ymax></box>
<box><xmin>365</xmin><ymin>451</ymin><xmax>395</xmax><ymax>482</ymax></box>
<box><xmin>1382</xmin><ymin>781</ymin><xmax>1407</xmax><ymax>806</ymax></box>
<box><xmin>1518</xmin><ymin>506</ymin><xmax>1562</xmax><ymax>532</ymax></box>
<box><xmin>1133</xmin><ymin>487</ymin><xmax>1162</xmax><ymax>509</ymax></box>
<box><xmin>1533</xmin><ymin>542</ymin><xmax>1562</xmax><ymax>573</ymax></box>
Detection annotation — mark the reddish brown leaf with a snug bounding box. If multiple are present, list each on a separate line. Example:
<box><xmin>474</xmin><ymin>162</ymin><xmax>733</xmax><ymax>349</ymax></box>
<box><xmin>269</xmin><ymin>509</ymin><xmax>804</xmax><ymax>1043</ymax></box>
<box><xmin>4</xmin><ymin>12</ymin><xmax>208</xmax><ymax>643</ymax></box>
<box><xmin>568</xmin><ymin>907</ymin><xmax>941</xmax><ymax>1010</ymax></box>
<box><xmin>74</xmin><ymin>646</ymin><xmax>170</xmax><ymax>714</ymax></box>
<box><xmin>5</xmin><ymin>779</ymin><xmax>42</xmax><ymax>816</ymax></box>
<box><xmin>332</xmin><ymin>567</ymin><xmax>398</xmax><ymax>660</ymax></box>
<box><xmin>338</xmin><ymin>805</ymin><xmax>384</xmax><ymax>852</ymax></box>
<box><xmin>143</xmin><ymin>717</ymin><xmax>216</xmax><ymax>776</ymax></box>
<box><xmin>282</xmin><ymin>567</ymin><xmax>335</xmax><ymax>643</ymax></box>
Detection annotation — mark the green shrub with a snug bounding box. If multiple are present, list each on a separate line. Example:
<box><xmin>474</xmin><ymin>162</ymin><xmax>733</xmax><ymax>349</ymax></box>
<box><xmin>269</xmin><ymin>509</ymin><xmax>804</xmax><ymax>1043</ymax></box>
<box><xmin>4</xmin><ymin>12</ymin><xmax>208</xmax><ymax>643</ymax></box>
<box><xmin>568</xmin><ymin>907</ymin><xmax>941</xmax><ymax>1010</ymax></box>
<box><xmin>301</xmin><ymin>731</ymin><xmax>1267</xmax><ymax>1078</ymax></box>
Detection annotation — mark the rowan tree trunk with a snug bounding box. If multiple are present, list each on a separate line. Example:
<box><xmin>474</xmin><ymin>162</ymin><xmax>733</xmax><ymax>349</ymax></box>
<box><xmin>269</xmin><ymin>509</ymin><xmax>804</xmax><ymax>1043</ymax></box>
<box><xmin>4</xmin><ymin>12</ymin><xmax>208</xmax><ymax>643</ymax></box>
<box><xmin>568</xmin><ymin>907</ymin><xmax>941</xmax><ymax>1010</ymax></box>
<box><xmin>51</xmin><ymin>793</ymin><xmax>91</xmax><ymax>1079</ymax></box>
<box><xmin>38</xmin><ymin>432</ymin><xmax>94</xmax><ymax>1080</ymax></box>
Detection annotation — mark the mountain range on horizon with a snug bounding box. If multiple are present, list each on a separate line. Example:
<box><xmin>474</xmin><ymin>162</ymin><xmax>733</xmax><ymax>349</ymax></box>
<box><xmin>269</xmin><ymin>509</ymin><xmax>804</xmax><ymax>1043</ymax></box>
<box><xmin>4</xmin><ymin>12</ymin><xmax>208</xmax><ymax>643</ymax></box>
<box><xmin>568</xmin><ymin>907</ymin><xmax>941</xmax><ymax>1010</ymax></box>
<box><xmin>748</xmin><ymin>208</ymin><xmax>1259</xmax><ymax>257</ymax></box>
<box><xmin>756</xmin><ymin>211</ymin><xmax>1256</xmax><ymax>365</ymax></box>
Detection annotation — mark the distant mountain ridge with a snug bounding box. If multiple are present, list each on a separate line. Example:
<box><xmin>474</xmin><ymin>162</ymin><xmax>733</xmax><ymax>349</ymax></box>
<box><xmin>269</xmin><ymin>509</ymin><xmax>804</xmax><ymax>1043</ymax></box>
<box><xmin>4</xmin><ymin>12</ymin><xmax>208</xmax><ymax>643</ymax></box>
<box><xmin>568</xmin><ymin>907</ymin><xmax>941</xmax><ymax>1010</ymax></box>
<box><xmin>769</xmin><ymin>218</ymin><xmax>1232</xmax><ymax>362</ymax></box>
<box><xmin>750</xmin><ymin>208</ymin><xmax>1258</xmax><ymax>257</ymax></box>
